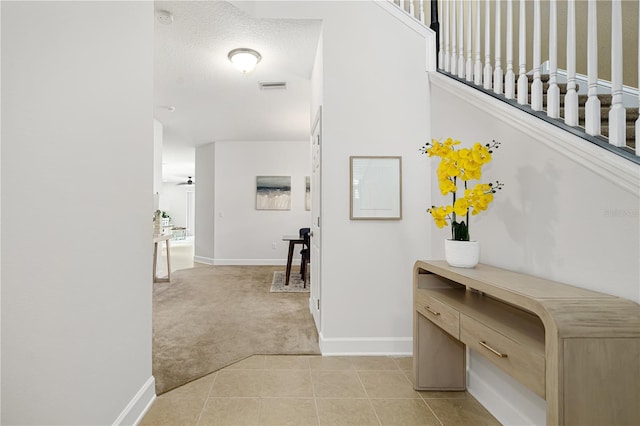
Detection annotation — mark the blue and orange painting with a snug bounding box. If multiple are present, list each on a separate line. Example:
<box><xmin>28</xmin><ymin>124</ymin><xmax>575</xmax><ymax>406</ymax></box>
<box><xmin>256</xmin><ymin>176</ymin><xmax>291</xmax><ymax>210</ymax></box>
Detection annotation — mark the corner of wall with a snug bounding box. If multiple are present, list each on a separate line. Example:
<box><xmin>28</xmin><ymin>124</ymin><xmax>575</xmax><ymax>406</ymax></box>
<box><xmin>112</xmin><ymin>377</ymin><xmax>156</xmax><ymax>426</ymax></box>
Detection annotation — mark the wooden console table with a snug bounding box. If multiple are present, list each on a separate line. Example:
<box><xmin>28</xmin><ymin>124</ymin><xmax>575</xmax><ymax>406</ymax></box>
<box><xmin>413</xmin><ymin>260</ymin><xmax>640</xmax><ymax>426</ymax></box>
<box><xmin>153</xmin><ymin>233</ymin><xmax>171</xmax><ymax>283</ymax></box>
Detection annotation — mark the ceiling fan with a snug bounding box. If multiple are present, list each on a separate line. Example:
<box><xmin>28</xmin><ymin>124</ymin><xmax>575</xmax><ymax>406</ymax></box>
<box><xmin>177</xmin><ymin>176</ymin><xmax>195</xmax><ymax>186</ymax></box>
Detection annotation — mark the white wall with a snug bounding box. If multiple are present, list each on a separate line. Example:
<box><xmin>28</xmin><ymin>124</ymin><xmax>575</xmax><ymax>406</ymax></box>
<box><xmin>1</xmin><ymin>2</ymin><xmax>154</xmax><ymax>425</ymax></box>
<box><xmin>159</xmin><ymin>182</ymin><xmax>193</xmax><ymax>230</ymax></box>
<box><xmin>195</xmin><ymin>143</ymin><xmax>216</xmax><ymax>264</ymax></box>
<box><xmin>247</xmin><ymin>1</ymin><xmax>432</xmax><ymax>354</ymax></box>
<box><xmin>214</xmin><ymin>140</ymin><xmax>311</xmax><ymax>264</ymax></box>
<box><xmin>430</xmin><ymin>74</ymin><xmax>640</xmax><ymax>425</ymax></box>
<box><xmin>310</xmin><ymin>28</ymin><xmax>323</xmax><ymax>126</ymax></box>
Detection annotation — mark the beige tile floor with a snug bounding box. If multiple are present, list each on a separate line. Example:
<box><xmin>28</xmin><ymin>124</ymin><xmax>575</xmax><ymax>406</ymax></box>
<box><xmin>141</xmin><ymin>355</ymin><xmax>500</xmax><ymax>426</ymax></box>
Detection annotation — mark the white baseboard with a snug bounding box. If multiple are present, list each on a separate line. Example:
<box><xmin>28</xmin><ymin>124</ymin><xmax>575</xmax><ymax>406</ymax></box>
<box><xmin>212</xmin><ymin>259</ymin><xmax>289</xmax><ymax>266</ymax></box>
<box><xmin>194</xmin><ymin>256</ymin><xmax>214</xmax><ymax>265</ymax></box>
<box><xmin>319</xmin><ymin>333</ymin><xmax>412</xmax><ymax>356</ymax></box>
<box><xmin>467</xmin><ymin>353</ymin><xmax>546</xmax><ymax>426</ymax></box>
<box><xmin>112</xmin><ymin>376</ymin><xmax>156</xmax><ymax>426</ymax></box>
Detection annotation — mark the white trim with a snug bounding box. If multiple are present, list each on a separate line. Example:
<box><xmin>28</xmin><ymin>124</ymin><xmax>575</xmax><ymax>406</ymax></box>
<box><xmin>430</xmin><ymin>72</ymin><xmax>640</xmax><ymax>196</ymax></box>
<box><xmin>376</xmin><ymin>0</ymin><xmax>430</xmax><ymax>37</ymax></box>
<box><xmin>194</xmin><ymin>256</ymin><xmax>214</xmax><ymax>265</ymax></box>
<box><xmin>561</xmin><ymin>72</ymin><xmax>638</xmax><ymax>108</ymax></box>
<box><xmin>467</xmin><ymin>353</ymin><xmax>546</xmax><ymax>426</ymax></box>
<box><xmin>212</xmin><ymin>259</ymin><xmax>288</xmax><ymax>266</ymax></box>
<box><xmin>318</xmin><ymin>333</ymin><xmax>412</xmax><ymax>355</ymax></box>
<box><xmin>112</xmin><ymin>376</ymin><xmax>156</xmax><ymax>426</ymax></box>
<box><xmin>468</xmin><ymin>368</ymin><xmax>541</xmax><ymax>426</ymax></box>
<box><xmin>376</xmin><ymin>0</ymin><xmax>437</xmax><ymax>72</ymax></box>
<box><xmin>541</xmin><ymin>61</ymin><xmax>639</xmax><ymax>106</ymax></box>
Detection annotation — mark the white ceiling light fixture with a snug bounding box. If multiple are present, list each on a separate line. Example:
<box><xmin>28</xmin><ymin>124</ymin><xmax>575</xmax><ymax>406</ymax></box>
<box><xmin>228</xmin><ymin>48</ymin><xmax>262</xmax><ymax>74</ymax></box>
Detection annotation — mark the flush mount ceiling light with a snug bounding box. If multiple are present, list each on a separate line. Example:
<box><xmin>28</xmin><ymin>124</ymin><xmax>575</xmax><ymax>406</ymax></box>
<box><xmin>228</xmin><ymin>48</ymin><xmax>262</xmax><ymax>74</ymax></box>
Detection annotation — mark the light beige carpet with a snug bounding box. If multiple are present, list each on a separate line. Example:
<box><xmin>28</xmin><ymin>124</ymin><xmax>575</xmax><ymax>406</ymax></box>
<box><xmin>153</xmin><ymin>265</ymin><xmax>320</xmax><ymax>395</ymax></box>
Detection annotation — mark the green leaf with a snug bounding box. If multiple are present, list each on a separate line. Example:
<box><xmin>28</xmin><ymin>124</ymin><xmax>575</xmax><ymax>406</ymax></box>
<box><xmin>452</xmin><ymin>221</ymin><xmax>469</xmax><ymax>241</ymax></box>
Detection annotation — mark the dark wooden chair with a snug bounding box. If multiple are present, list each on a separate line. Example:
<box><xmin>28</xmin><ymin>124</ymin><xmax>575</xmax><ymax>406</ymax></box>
<box><xmin>299</xmin><ymin>228</ymin><xmax>310</xmax><ymax>288</ymax></box>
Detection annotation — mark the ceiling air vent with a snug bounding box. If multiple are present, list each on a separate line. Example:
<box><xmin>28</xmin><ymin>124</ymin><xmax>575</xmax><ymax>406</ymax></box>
<box><xmin>259</xmin><ymin>81</ymin><xmax>287</xmax><ymax>90</ymax></box>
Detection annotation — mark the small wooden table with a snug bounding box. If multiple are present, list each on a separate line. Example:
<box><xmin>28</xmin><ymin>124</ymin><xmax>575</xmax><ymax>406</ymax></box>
<box><xmin>282</xmin><ymin>235</ymin><xmax>304</xmax><ymax>286</ymax></box>
<box><xmin>153</xmin><ymin>233</ymin><xmax>171</xmax><ymax>283</ymax></box>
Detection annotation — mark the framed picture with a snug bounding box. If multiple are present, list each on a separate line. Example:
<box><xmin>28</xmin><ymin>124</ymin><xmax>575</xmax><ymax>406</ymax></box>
<box><xmin>256</xmin><ymin>176</ymin><xmax>291</xmax><ymax>210</ymax></box>
<box><xmin>350</xmin><ymin>156</ymin><xmax>402</xmax><ymax>220</ymax></box>
<box><xmin>305</xmin><ymin>176</ymin><xmax>310</xmax><ymax>211</ymax></box>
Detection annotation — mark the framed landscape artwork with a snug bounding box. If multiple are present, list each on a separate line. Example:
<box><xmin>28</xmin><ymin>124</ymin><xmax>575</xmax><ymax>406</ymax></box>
<box><xmin>256</xmin><ymin>176</ymin><xmax>291</xmax><ymax>210</ymax></box>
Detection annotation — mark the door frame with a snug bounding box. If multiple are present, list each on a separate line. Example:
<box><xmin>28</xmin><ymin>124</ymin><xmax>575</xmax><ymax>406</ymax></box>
<box><xmin>310</xmin><ymin>106</ymin><xmax>322</xmax><ymax>332</ymax></box>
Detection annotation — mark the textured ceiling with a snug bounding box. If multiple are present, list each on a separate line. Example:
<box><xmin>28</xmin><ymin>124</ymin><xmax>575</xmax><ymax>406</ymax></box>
<box><xmin>154</xmin><ymin>1</ymin><xmax>322</xmax><ymax>182</ymax></box>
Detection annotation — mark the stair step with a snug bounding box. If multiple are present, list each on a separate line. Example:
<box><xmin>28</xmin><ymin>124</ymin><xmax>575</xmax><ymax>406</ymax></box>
<box><xmin>471</xmin><ymin>72</ymin><xmax>637</xmax><ymax>150</ymax></box>
<box><xmin>525</xmin><ymin>81</ymin><xmax>576</xmax><ymax>95</ymax></box>
<box><xmin>541</xmin><ymin>93</ymin><xmax>615</xmax><ymax>107</ymax></box>
<box><xmin>579</xmin><ymin>93</ymin><xmax>614</xmax><ymax>106</ymax></box>
<box><xmin>559</xmin><ymin>106</ymin><xmax>639</xmax><ymax>122</ymax></box>
<box><xmin>526</xmin><ymin>74</ymin><xmax>550</xmax><ymax>83</ymax></box>
<box><xmin>601</xmin><ymin>123</ymin><xmax>636</xmax><ymax>142</ymax></box>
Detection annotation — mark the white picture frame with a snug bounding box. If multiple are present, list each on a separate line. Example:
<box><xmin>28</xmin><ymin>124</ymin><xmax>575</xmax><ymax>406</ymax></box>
<box><xmin>350</xmin><ymin>156</ymin><xmax>402</xmax><ymax>220</ymax></box>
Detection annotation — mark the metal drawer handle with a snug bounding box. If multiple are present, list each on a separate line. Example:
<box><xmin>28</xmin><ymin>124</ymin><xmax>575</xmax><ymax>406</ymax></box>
<box><xmin>479</xmin><ymin>341</ymin><xmax>508</xmax><ymax>358</ymax></box>
<box><xmin>424</xmin><ymin>306</ymin><xmax>440</xmax><ymax>316</ymax></box>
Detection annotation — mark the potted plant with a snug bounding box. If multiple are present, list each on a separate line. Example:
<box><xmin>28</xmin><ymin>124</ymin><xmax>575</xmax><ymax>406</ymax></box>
<box><xmin>153</xmin><ymin>210</ymin><xmax>163</xmax><ymax>235</ymax></box>
<box><xmin>421</xmin><ymin>138</ymin><xmax>503</xmax><ymax>268</ymax></box>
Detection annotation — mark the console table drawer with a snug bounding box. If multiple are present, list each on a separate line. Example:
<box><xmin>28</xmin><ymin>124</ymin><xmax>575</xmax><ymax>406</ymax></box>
<box><xmin>460</xmin><ymin>313</ymin><xmax>545</xmax><ymax>398</ymax></box>
<box><xmin>415</xmin><ymin>290</ymin><xmax>459</xmax><ymax>339</ymax></box>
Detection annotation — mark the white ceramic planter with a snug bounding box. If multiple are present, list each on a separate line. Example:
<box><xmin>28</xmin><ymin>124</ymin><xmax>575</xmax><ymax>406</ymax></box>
<box><xmin>445</xmin><ymin>239</ymin><xmax>480</xmax><ymax>268</ymax></box>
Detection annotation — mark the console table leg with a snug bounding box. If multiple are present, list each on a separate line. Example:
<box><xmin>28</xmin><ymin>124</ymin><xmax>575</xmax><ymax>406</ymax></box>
<box><xmin>414</xmin><ymin>314</ymin><xmax>466</xmax><ymax>390</ymax></box>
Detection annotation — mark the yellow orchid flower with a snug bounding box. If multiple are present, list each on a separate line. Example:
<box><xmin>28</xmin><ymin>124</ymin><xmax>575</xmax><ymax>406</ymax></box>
<box><xmin>421</xmin><ymin>138</ymin><xmax>502</xmax><ymax>239</ymax></box>
<box><xmin>453</xmin><ymin>197</ymin><xmax>469</xmax><ymax>216</ymax></box>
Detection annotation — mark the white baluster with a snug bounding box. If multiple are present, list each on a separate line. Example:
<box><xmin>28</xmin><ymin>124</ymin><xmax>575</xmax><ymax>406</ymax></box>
<box><xmin>531</xmin><ymin>0</ymin><xmax>542</xmax><ymax>111</ymax></box>
<box><xmin>466</xmin><ymin>0</ymin><xmax>473</xmax><ymax>81</ymax></box>
<box><xmin>409</xmin><ymin>0</ymin><xmax>415</xmax><ymax>17</ymax></box>
<box><xmin>420</xmin><ymin>0</ymin><xmax>425</xmax><ymax>24</ymax></box>
<box><xmin>494</xmin><ymin>0</ymin><xmax>503</xmax><ymax>94</ymax></box>
<box><xmin>483</xmin><ymin>0</ymin><xmax>493</xmax><ymax>89</ymax></box>
<box><xmin>517</xmin><ymin>0</ymin><xmax>528</xmax><ymax>105</ymax></box>
<box><xmin>505</xmin><ymin>0</ymin><xmax>515</xmax><ymax>99</ymax></box>
<box><xmin>474</xmin><ymin>0</ymin><xmax>482</xmax><ymax>85</ymax></box>
<box><xmin>564</xmin><ymin>0</ymin><xmax>578</xmax><ymax>126</ymax></box>
<box><xmin>609</xmin><ymin>0</ymin><xmax>626</xmax><ymax>147</ymax></box>
<box><xmin>444</xmin><ymin>0</ymin><xmax>450</xmax><ymax>72</ymax></box>
<box><xmin>637</xmin><ymin>1</ymin><xmax>640</xmax><ymax>156</ymax></box>
<box><xmin>400</xmin><ymin>0</ymin><xmax>406</xmax><ymax>12</ymax></box>
<box><xmin>438</xmin><ymin>0</ymin><xmax>444</xmax><ymax>69</ymax></box>
<box><xmin>547</xmin><ymin>0</ymin><xmax>560</xmax><ymax>118</ymax></box>
<box><xmin>451</xmin><ymin>0</ymin><xmax>458</xmax><ymax>75</ymax></box>
<box><xmin>585</xmin><ymin>0</ymin><xmax>601</xmax><ymax>136</ymax></box>
<box><xmin>458</xmin><ymin>0</ymin><xmax>465</xmax><ymax>78</ymax></box>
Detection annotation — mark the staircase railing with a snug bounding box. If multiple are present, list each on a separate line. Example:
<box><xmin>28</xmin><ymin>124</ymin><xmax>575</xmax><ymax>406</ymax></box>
<box><xmin>389</xmin><ymin>0</ymin><xmax>640</xmax><ymax>163</ymax></box>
